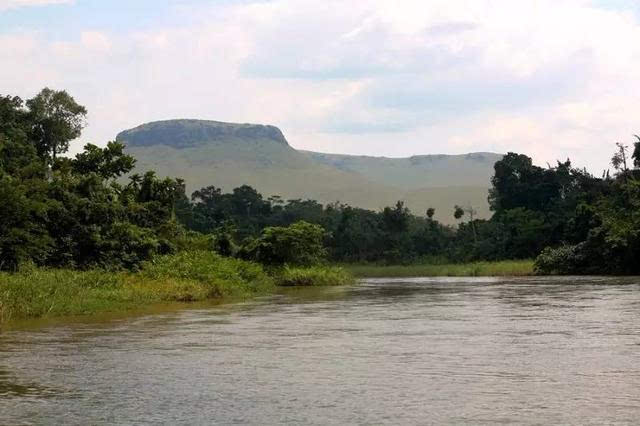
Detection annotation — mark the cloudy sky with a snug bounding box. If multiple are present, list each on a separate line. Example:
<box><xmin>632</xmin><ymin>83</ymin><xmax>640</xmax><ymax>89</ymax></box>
<box><xmin>2</xmin><ymin>0</ymin><xmax>639</xmax><ymax>171</ymax></box>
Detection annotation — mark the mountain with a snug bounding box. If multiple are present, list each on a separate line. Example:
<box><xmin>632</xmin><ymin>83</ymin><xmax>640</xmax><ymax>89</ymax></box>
<box><xmin>117</xmin><ymin>120</ymin><xmax>502</xmax><ymax>224</ymax></box>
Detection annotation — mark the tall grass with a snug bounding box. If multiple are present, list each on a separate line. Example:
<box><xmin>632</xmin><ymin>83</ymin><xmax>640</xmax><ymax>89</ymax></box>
<box><xmin>275</xmin><ymin>265</ymin><xmax>356</xmax><ymax>287</ymax></box>
<box><xmin>0</xmin><ymin>251</ymin><xmax>274</xmax><ymax>324</ymax></box>
<box><xmin>0</xmin><ymin>252</ymin><xmax>360</xmax><ymax>324</ymax></box>
<box><xmin>140</xmin><ymin>251</ymin><xmax>275</xmax><ymax>297</ymax></box>
<box><xmin>345</xmin><ymin>260</ymin><xmax>534</xmax><ymax>278</ymax></box>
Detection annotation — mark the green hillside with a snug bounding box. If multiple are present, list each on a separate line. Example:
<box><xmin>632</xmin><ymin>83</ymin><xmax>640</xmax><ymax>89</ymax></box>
<box><xmin>118</xmin><ymin>120</ymin><xmax>501</xmax><ymax>224</ymax></box>
<box><xmin>302</xmin><ymin>151</ymin><xmax>502</xmax><ymax>189</ymax></box>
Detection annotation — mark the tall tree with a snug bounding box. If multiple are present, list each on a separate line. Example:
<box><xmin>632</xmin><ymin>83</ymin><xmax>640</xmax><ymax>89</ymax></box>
<box><xmin>611</xmin><ymin>142</ymin><xmax>630</xmax><ymax>183</ymax></box>
<box><xmin>26</xmin><ymin>88</ymin><xmax>87</xmax><ymax>163</ymax></box>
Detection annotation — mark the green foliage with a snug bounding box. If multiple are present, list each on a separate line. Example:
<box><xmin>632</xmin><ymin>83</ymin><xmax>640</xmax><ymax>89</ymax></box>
<box><xmin>0</xmin><ymin>251</ymin><xmax>275</xmax><ymax>323</ymax></box>
<box><xmin>140</xmin><ymin>250</ymin><xmax>274</xmax><ymax>297</ymax></box>
<box><xmin>275</xmin><ymin>265</ymin><xmax>355</xmax><ymax>287</ymax></box>
<box><xmin>213</xmin><ymin>232</ymin><xmax>236</xmax><ymax>257</ymax></box>
<box><xmin>454</xmin><ymin>205</ymin><xmax>464</xmax><ymax>220</ymax></box>
<box><xmin>172</xmin><ymin>230</ymin><xmax>215</xmax><ymax>252</ymax></box>
<box><xmin>184</xmin><ymin>184</ymin><xmax>272</xmax><ymax>237</ymax></box>
<box><xmin>0</xmin><ymin>176</ymin><xmax>52</xmax><ymax>270</ymax></box>
<box><xmin>532</xmin><ymin>138</ymin><xmax>640</xmax><ymax>275</ymax></box>
<box><xmin>25</xmin><ymin>88</ymin><xmax>87</xmax><ymax>163</ymax></box>
<box><xmin>0</xmin><ymin>95</ymin><xmax>43</xmax><ymax>178</ymax></box>
<box><xmin>0</xmin><ymin>88</ymin><xmax>183</xmax><ymax>271</ymax></box>
<box><xmin>4</xmin><ymin>86</ymin><xmax>640</xmax><ymax>278</ymax></box>
<box><xmin>173</xmin><ymin>138</ymin><xmax>635</xmax><ymax>272</ymax></box>
<box><xmin>178</xmin><ymin>184</ymin><xmax>478</xmax><ymax>264</ymax></box>
<box><xmin>70</xmin><ymin>141</ymin><xmax>135</xmax><ymax>179</ymax></box>
<box><xmin>345</xmin><ymin>260</ymin><xmax>534</xmax><ymax>278</ymax></box>
<box><xmin>180</xmin><ymin>188</ymin><xmax>456</xmax><ymax>265</ymax></box>
<box><xmin>329</xmin><ymin>205</ymin><xmax>385</xmax><ymax>262</ymax></box>
<box><xmin>498</xmin><ymin>208</ymin><xmax>550</xmax><ymax>258</ymax></box>
<box><xmin>534</xmin><ymin>245</ymin><xmax>584</xmax><ymax>275</ymax></box>
<box><xmin>241</xmin><ymin>221</ymin><xmax>327</xmax><ymax>266</ymax></box>
<box><xmin>118</xmin><ymin>117</ymin><xmax>640</xmax><ymax>274</ymax></box>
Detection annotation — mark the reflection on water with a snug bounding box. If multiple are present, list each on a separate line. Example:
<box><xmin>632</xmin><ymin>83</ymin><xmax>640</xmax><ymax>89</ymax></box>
<box><xmin>2</xmin><ymin>276</ymin><xmax>640</xmax><ymax>424</ymax></box>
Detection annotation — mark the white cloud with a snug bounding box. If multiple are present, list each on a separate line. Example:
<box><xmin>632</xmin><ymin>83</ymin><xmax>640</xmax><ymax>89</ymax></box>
<box><xmin>0</xmin><ymin>0</ymin><xmax>72</xmax><ymax>12</ymax></box>
<box><xmin>1</xmin><ymin>0</ymin><xmax>639</xmax><ymax>172</ymax></box>
<box><xmin>80</xmin><ymin>31</ymin><xmax>111</xmax><ymax>52</ymax></box>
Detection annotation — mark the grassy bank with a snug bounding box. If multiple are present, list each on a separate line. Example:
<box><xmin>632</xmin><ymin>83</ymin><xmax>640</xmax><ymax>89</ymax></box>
<box><xmin>0</xmin><ymin>251</ymin><xmax>354</xmax><ymax>324</ymax></box>
<box><xmin>345</xmin><ymin>260</ymin><xmax>535</xmax><ymax>278</ymax></box>
<box><xmin>275</xmin><ymin>265</ymin><xmax>355</xmax><ymax>287</ymax></box>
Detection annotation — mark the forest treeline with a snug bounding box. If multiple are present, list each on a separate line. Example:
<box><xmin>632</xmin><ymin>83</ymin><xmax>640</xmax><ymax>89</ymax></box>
<box><xmin>2</xmin><ymin>88</ymin><xmax>640</xmax><ymax>274</ymax></box>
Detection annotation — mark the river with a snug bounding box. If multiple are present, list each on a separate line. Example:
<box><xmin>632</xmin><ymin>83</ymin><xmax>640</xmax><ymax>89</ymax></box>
<box><xmin>2</xmin><ymin>276</ymin><xmax>640</xmax><ymax>425</ymax></box>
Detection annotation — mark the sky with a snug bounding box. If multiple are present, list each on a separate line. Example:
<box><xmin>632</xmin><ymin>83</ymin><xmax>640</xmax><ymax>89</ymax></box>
<box><xmin>1</xmin><ymin>0</ymin><xmax>639</xmax><ymax>172</ymax></box>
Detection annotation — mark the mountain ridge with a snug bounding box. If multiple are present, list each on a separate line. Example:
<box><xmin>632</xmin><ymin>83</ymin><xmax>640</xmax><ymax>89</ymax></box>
<box><xmin>117</xmin><ymin>119</ymin><xmax>501</xmax><ymax>224</ymax></box>
<box><xmin>117</xmin><ymin>119</ymin><xmax>289</xmax><ymax>149</ymax></box>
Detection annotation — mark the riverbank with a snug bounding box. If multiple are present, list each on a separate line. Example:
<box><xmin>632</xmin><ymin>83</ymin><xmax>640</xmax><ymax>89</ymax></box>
<box><xmin>0</xmin><ymin>255</ymin><xmax>533</xmax><ymax>324</ymax></box>
<box><xmin>345</xmin><ymin>260</ymin><xmax>535</xmax><ymax>278</ymax></box>
<box><xmin>0</xmin><ymin>251</ymin><xmax>354</xmax><ymax>324</ymax></box>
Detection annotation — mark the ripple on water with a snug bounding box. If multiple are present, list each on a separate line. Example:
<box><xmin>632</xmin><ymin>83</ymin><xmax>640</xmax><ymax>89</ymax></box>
<box><xmin>2</xmin><ymin>276</ymin><xmax>640</xmax><ymax>424</ymax></box>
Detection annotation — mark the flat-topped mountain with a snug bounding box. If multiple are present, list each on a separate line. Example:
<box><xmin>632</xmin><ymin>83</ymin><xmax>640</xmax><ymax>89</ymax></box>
<box><xmin>117</xmin><ymin>119</ymin><xmax>288</xmax><ymax>148</ymax></box>
<box><xmin>118</xmin><ymin>120</ymin><xmax>502</xmax><ymax>224</ymax></box>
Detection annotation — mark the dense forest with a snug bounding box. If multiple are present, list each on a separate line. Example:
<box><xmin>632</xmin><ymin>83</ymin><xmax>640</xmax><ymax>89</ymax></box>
<box><xmin>2</xmin><ymin>88</ymin><xmax>640</xmax><ymax>274</ymax></box>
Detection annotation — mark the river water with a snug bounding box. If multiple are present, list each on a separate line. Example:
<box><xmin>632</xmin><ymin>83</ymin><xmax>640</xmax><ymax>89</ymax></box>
<box><xmin>2</xmin><ymin>276</ymin><xmax>640</xmax><ymax>425</ymax></box>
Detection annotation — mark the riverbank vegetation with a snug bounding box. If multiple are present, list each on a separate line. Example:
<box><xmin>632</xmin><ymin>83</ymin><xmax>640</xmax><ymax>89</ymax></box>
<box><xmin>2</xmin><ymin>84</ymin><xmax>640</xmax><ymax>323</ymax></box>
<box><xmin>345</xmin><ymin>260</ymin><xmax>534</xmax><ymax>278</ymax></box>
<box><xmin>171</xmin><ymin>146</ymin><xmax>640</xmax><ymax>276</ymax></box>
<box><xmin>276</xmin><ymin>265</ymin><xmax>355</xmax><ymax>286</ymax></box>
<box><xmin>0</xmin><ymin>251</ymin><xmax>272</xmax><ymax>323</ymax></box>
<box><xmin>0</xmin><ymin>87</ymin><xmax>358</xmax><ymax>323</ymax></box>
<box><xmin>173</xmin><ymin>147</ymin><xmax>640</xmax><ymax>275</ymax></box>
<box><xmin>0</xmin><ymin>251</ymin><xmax>356</xmax><ymax>323</ymax></box>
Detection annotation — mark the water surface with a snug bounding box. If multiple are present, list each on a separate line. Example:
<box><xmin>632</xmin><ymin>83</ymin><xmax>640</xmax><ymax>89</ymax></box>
<box><xmin>2</xmin><ymin>276</ymin><xmax>640</xmax><ymax>424</ymax></box>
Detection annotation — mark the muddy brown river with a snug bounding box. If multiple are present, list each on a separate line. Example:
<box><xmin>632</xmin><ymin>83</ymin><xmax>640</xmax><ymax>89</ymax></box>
<box><xmin>2</xmin><ymin>276</ymin><xmax>640</xmax><ymax>425</ymax></box>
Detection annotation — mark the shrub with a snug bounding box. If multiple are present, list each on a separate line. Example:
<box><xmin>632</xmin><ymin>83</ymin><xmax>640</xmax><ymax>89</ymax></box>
<box><xmin>241</xmin><ymin>221</ymin><xmax>327</xmax><ymax>266</ymax></box>
<box><xmin>534</xmin><ymin>245</ymin><xmax>584</xmax><ymax>275</ymax></box>
<box><xmin>141</xmin><ymin>250</ymin><xmax>274</xmax><ymax>296</ymax></box>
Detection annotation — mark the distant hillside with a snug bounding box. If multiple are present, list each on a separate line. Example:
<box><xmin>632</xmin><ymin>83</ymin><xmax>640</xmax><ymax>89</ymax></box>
<box><xmin>118</xmin><ymin>120</ymin><xmax>502</xmax><ymax>224</ymax></box>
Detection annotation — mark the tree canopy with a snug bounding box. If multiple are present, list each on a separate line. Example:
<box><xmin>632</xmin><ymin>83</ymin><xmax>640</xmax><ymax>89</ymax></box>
<box><xmin>0</xmin><ymin>89</ymin><xmax>182</xmax><ymax>270</ymax></box>
<box><xmin>2</xmin><ymin>87</ymin><xmax>640</xmax><ymax>275</ymax></box>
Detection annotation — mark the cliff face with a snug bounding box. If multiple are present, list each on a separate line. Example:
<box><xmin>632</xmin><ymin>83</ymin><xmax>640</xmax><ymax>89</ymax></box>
<box><xmin>117</xmin><ymin>120</ymin><xmax>289</xmax><ymax>149</ymax></box>
<box><xmin>118</xmin><ymin>119</ymin><xmax>502</xmax><ymax>224</ymax></box>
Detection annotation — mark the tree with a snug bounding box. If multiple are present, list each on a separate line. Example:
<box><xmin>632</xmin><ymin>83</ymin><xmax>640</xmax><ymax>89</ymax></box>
<box><xmin>533</xmin><ymin>140</ymin><xmax>640</xmax><ymax>274</ymax></box>
<box><xmin>426</xmin><ymin>207</ymin><xmax>435</xmax><ymax>219</ymax></box>
<box><xmin>382</xmin><ymin>201</ymin><xmax>410</xmax><ymax>233</ymax></box>
<box><xmin>330</xmin><ymin>206</ymin><xmax>383</xmax><ymax>262</ymax></box>
<box><xmin>0</xmin><ymin>176</ymin><xmax>52</xmax><ymax>270</ymax></box>
<box><xmin>26</xmin><ymin>88</ymin><xmax>87</xmax><ymax>163</ymax></box>
<box><xmin>453</xmin><ymin>205</ymin><xmax>464</xmax><ymax>220</ymax></box>
<box><xmin>380</xmin><ymin>201</ymin><xmax>413</xmax><ymax>262</ymax></box>
<box><xmin>611</xmin><ymin>142</ymin><xmax>630</xmax><ymax>183</ymax></box>
<box><xmin>454</xmin><ymin>205</ymin><xmax>478</xmax><ymax>242</ymax></box>
<box><xmin>0</xmin><ymin>95</ymin><xmax>43</xmax><ymax>178</ymax></box>
<box><xmin>71</xmin><ymin>141</ymin><xmax>136</xmax><ymax>179</ymax></box>
<box><xmin>0</xmin><ymin>87</ymin><xmax>192</xmax><ymax>270</ymax></box>
<box><xmin>242</xmin><ymin>221</ymin><xmax>327</xmax><ymax>266</ymax></box>
<box><xmin>230</xmin><ymin>185</ymin><xmax>268</xmax><ymax>217</ymax></box>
